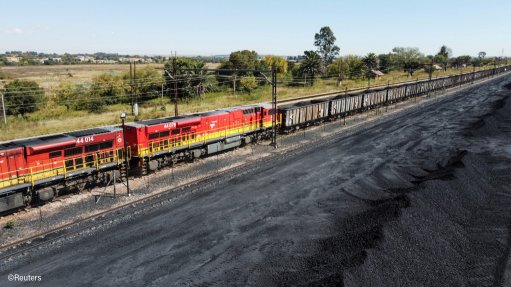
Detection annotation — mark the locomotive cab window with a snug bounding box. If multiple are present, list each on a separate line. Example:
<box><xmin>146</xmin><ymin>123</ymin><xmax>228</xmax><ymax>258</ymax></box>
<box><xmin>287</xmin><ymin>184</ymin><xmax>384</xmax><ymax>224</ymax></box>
<box><xmin>171</xmin><ymin>129</ymin><xmax>180</xmax><ymax>135</ymax></box>
<box><xmin>149</xmin><ymin>133</ymin><xmax>159</xmax><ymax>140</ymax></box>
<box><xmin>160</xmin><ymin>131</ymin><xmax>170</xmax><ymax>138</ymax></box>
<box><xmin>182</xmin><ymin>127</ymin><xmax>191</xmax><ymax>133</ymax></box>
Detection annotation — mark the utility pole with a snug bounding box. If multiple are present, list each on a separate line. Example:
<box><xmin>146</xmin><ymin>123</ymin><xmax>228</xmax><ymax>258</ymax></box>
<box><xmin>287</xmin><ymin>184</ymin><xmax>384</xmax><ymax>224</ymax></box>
<box><xmin>472</xmin><ymin>64</ymin><xmax>476</xmax><ymax>84</ymax></box>
<box><xmin>120</xmin><ymin>112</ymin><xmax>130</xmax><ymax>196</ymax></box>
<box><xmin>337</xmin><ymin>59</ymin><xmax>342</xmax><ymax>87</ymax></box>
<box><xmin>1</xmin><ymin>91</ymin><xmax>6</xmax><ymax>127</ymax></box>
<box><xmin>271</xmin><ymin>67</ymin><xmax>277</xmax><ymax>148</ymax></box>
<box><xmin>130</xmin><ymin>61</ymin><xmax>134</xmax><ymax>115</ymax></box>
<box><xmin>428</xmin><ymin>58</ymin><xmax>434</xmax><ymax>81</ymax></box>
<box><xmin>385</xmin><ymin>80</ymin><xmax>390</xmax><ymax>112</ymax></box>
<box><xmin>233</xmin><ymin>74</ymin><xmax>237</xmax><ymax>94</ymax></box>
<box><xmin>161</xmin><ymin>82</ymin><xmax>165</xmax><ymax>110</ymax></box>
<box><xmin>172</xmin><ymin>52</ymin><xmax>178</xmax><ymax>116</ymax></box>
<box><xmin>134</xmin><ymin>61</ymin><xmax>138</xmax><ymax>116</ymax></box>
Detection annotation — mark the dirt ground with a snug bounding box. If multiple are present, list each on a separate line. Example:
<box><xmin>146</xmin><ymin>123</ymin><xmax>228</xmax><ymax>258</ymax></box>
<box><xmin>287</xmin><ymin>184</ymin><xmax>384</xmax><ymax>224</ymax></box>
<box><xmin>0</xmin><ymin>75</ymin><xmax>511</xmax><ymax>286</ymax></box>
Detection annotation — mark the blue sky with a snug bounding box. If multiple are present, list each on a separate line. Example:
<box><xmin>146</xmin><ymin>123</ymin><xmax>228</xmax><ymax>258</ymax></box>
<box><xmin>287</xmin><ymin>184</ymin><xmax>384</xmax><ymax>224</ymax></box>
<box><xmin>1</xmin><ymin>0</ymin><xmax>510</xmax><ymax>57</ymax></box>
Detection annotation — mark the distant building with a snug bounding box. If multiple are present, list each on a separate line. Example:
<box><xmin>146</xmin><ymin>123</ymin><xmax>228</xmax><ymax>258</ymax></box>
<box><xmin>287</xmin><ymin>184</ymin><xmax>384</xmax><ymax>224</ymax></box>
<box><xmin>370</xmin><ymin>69</ymin><xmax>385</xmax><ymax>79</ymax></box>
<box><xmin>118</xmin><ymin>57</ymin><xmax>142</xmax><ymax>63</ymax></box>
<box><xmin>287</xmin><ymin>55</ymin><xmax>304</xmax><ymax>62</ymax></box>
<box><xmin>76</xmin><ymin>55</ymin><xmax>95</xmax><ymax>62</ymax></box>
<box><xmin>94</xmin><ymin>59</ymin><xmax>118</xmax><ymax>64</ymax></box>
<box><xmin>5</xmin><ymin>56</ymin><xmax>21</xmax><ymax>63</ymax></box>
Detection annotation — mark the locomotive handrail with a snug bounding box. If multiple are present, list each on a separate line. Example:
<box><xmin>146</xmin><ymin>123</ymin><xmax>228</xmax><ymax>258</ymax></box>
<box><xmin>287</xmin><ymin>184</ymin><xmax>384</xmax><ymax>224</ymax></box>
<box><xmin>143</xmin><ymin>118</ymin><xmax>278</xmax><ymax>158</ymax></box>
<box><xmin>0</xmin><ymin>146</ymin><xmax>126</xmax><ymax>190</ymax></box>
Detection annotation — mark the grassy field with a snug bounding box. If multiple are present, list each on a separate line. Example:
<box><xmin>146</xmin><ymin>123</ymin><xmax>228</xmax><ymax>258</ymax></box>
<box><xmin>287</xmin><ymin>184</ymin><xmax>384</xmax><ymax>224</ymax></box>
<box><xmin>0</xmin><ymin>64</ymin><xmax>164</xmax><ymax>88</ymax></box>
<box><xmin>0</xmin><ymin>64</ymin><xmax>492</xmax><ymax>142</ymax></box>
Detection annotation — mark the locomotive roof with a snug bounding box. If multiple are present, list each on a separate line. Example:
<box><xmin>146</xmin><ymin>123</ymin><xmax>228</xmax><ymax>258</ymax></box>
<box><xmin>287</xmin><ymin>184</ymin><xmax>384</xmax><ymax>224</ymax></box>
<box><xmin>8</xmin><ymin>134</ymin><xmax>75</xmax><ymax>149</ymax></box>
<box><xmin>65</xmin><ymin>127</ymin><xmax>119</xmax><ymax>137</ymax></box>
<box><xmin>0</xmin><ymin>141</ymin><xmax>24</xmax><ymax>150</ymax></box>
<box><xmin>133</xmin><ymin>110</ymin><xmax>227</xmax><ymax>127</ymax></box>
<box><xmin>134</xmin><ymin>118</ymin><xmax>174</xmax><ymax>126</ymax></box>
<box><xmin>0</xmin><ymin>126</ymin><xmax>121</xmax><ymax>150</ymax></box>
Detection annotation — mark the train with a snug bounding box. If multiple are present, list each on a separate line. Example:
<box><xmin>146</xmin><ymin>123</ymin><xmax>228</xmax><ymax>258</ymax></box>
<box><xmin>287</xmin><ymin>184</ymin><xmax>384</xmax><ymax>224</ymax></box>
<box><xmin>0</xmin><ymin>66</ymin><xmax>509</xmax><ymax>214</ymax></box>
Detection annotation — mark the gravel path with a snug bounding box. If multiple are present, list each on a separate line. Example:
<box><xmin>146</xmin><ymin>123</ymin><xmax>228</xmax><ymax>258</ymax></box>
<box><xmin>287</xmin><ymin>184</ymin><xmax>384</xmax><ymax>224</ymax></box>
<box><xmin>1</xmin><ymin>75</ymin><xmax>511</xmax><ymax>286</ymax></box>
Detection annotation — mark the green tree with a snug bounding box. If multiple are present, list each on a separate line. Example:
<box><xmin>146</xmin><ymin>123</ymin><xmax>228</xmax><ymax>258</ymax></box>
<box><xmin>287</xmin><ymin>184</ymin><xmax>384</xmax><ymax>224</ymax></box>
<box><xmin>163</xmin><ymin>57</ymin><xmax>209</xmax><ymax>98</ymax></box>
<box><xmin>55</xmin><ymin>82</ymin><xmax>80</xmax><ymax>110</ymax></box>
<box><xmin>391</xmin><ymin>47</ymin><xmax>424</xmax><ymax>77</ymax></box>
<box><xmin>478</xmin><ymin>51</ymin><xmax>486</xmax><ymax>59</ymax></box>
<box><xmin>452</xmin><ymin>55</ymin><xmax>472</xmax><ymax>68</ymax></box>
<box><xmin>345</xmin><ymin>55</ymin><xmax>365</xmax><ymax>80</ymax></box>
<box><xmin>57</xmin><ymin>83</ymin><xmax>102</xmax><ymax>113</ymax></box>
<box><xmin>363</xmin><ymin>53</ymin><xmax>378</xmax><ymax>75</ymax></box>
<box><xmin>122</xmin><ymin>66</ymin><xmax>162</xmax><ymax>101</ymax></box>
<box><xmin>377</xmin><ymin>54</ymin><xmax>393</xmax><ymax>73</ymax></box>
<box><xmin>434</xmin><ymin>54</ymin><xmax>448</xmax><ymax>71</ymax></box>
<box><xmin>327</xmin><ymin>57</ymin><xmax>349</xmax><ymax>86</ymax></box>
<box><xmin>3</xmin><ymin>80</ymin><xmax>44</xmax><ymax>117</ymax></box>
<box><xmin>314</xmin><ymin>26</ymin><xmax>340</xmax><ymax>70</ymax></box>
<box><xmin>89</xmin><ymin>74</ymin><xmax>127</xmax><ymax>105</ymax></box>
<box><xmin>263</xmin><ymin>55</ymin><xmax>288</xmax><ymax>74</ymax></box>
<box><xmin>299</xmin><ymin>50</ymin><xmax>322</xmax><ymax>85</ymax></box>
<box><xmin>220</xmin><ymin>50</ymin><xmax>261</xmax><ymax>71</ymax></box>
<box><xmin>437</xmin><ymin>45</ymin><xmax>452</xmax><ymax>58</ymax></box>
<box><xmin>435</xmin><ymin>45</ymin><xmax>452</xmax><ymax>71</ymax></box>
<box><xmin>218</xmin><ymin>50</ymin><xmax>266</xmax><ymax>91</ymax></box>
<box><xmin>239</xmin><ymin>76</ymin><xmax>258</xmax><ymax>94</ymax></box>
<box><xmin>83</xmin><ymin>90</ymin><xmax>105</xmax><ymax>113</ymax></box>
<box><xmin>423</xmin><ymin>55</ymin><xmax>436</xmax><ymax>79</ymax></box>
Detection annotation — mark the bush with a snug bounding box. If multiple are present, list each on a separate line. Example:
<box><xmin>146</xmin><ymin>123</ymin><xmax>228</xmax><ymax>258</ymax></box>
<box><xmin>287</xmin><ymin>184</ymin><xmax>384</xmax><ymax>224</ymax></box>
<box><xmin>239</xmin><ymin>76</ymin><xmax>258</xmax><ymax>94</ymax></box>
<box><xmin>4</xmin><ymin>220</ymin><xmax>15</xmax><ymax>229</ymax></box>
<box><xmin>90</xmin><ymin>74</ymin><xmax>127</xmax><ymax>105</ymax></box>
<box><xmin>3</xmin><ymin>80</ymin><xmax>44</xmax><ymax>117</ymax></box>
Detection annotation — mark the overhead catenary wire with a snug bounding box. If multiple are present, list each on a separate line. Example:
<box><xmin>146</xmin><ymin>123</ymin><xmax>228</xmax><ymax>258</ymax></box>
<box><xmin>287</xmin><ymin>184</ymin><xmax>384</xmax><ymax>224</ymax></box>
<box><xmin>0</xmin><ymin>66</ymin><xmax>499</xmax><ymax>110</ymax></box>
<box><xmin>0</xmin><ymin>74</ymin><xmax>277</xmax><ymax>97</ymax></box>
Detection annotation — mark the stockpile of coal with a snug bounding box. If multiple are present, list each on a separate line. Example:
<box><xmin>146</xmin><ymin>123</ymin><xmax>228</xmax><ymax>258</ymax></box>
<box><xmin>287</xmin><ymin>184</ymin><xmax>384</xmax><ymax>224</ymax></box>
<box><xmin>1</xmin><ymin>78</ymin><xmax>511</xmax><ymax>287</ymax></box>
<box><xmin>340</xmin><ymin>82</ymin><xmax>511</xmax><ymax>286</ymax></box>
<box><xmin>275</xmin><ymin>81</ymin><xmax>511</xmax><ymax>286</ymax></box>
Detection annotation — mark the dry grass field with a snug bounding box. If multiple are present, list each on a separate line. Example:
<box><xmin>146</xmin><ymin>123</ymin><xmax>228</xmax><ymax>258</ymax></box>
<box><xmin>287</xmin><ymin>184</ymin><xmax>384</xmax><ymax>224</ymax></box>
<box><xmin>0</xmin><ymin>64</ymin><xmax>164</xmax><ymax>88</ymax></box>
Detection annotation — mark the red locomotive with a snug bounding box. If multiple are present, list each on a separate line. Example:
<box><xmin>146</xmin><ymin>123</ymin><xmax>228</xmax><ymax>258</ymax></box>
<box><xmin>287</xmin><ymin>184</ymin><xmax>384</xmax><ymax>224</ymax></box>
<box><xmin>1</xmin><ymin>127</ymin><xmax>125</xmax><ymax>212</ymax></box>
<box><xmin>0</xmin><ymin>104</ymin><xmax>276</xmax><ymax>213</ymax></box>
<box><xmin>124</xmin><ymin>103</ymin><xmax>275</xmax><ymax>174</ymax></box>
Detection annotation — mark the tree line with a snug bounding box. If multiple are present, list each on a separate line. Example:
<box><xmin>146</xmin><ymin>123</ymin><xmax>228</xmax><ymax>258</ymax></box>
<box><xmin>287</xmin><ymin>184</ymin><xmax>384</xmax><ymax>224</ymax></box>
<box><xmin>1</xmin><ymin>26</ymin><xmax>507</xmax><ymax>117</ymax></box>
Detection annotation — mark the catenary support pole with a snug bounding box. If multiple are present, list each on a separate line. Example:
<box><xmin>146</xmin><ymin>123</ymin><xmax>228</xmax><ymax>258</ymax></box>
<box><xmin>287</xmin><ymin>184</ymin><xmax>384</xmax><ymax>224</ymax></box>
<box><xmin>1</xmin><ymin>91</ymin><xmax>6</xmax><ymax>127</ymax></box>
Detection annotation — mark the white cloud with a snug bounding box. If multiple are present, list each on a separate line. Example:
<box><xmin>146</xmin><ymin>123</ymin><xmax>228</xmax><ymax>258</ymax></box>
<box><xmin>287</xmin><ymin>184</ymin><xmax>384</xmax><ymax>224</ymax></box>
<box><xmin>4</xmin><ymin>27</ymin><xmax>23</xmax><ymax>34</ymax></box>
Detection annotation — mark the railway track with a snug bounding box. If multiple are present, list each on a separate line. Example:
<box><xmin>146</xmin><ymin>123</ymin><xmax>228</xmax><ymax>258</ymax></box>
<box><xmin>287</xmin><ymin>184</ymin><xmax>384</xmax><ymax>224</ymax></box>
<box><xmin>0</xmin><ymin>70</ymin><xmax>509</xmax><ymax>264</ymax></box>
